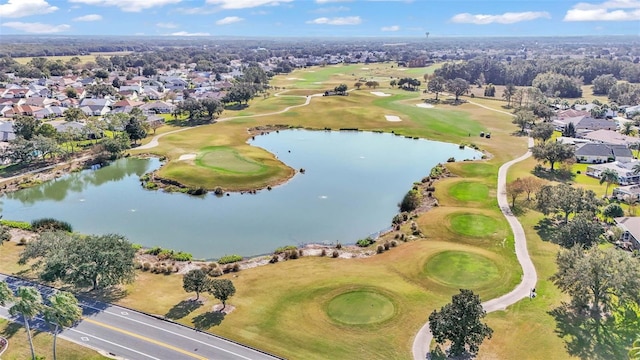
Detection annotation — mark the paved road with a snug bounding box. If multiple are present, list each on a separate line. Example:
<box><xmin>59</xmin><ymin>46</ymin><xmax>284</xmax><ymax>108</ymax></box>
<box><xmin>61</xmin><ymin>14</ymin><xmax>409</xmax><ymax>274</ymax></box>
<box><xmin>411</xmin><ymin>105</ymin><xmax>538</xmax><ymax>359</ymax></box>
<box><xmin>137</xmin><ymin>92</ymin><xmax>322</xmax><ymax>151</ymax></box>
<box><xmin>0</xmin><ymin>274</ymin><xmax>281</xmax><ymax>360</ymax></box>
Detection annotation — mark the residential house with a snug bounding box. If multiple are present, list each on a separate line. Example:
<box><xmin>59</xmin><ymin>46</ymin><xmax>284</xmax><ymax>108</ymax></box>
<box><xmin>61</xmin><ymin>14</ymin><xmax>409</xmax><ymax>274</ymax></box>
<box><xmin>165</xmin><ymin>78</ymin><xmax>188</xmax><ymax>91</ymax></box>
<box><xmin>581</xmin><ymin>129</ymin><xmax>637</xmax><ymax>146</ymax></box>
<box><xmin>613</xmin><ymin>185</ymin><xmax>640</xmax><ymax>202</ymax></box>
<box><xmin>0</xmin><ymin>121</ymin><xmax>15</xmax><ymax>141</ymax></box>
<box><xmin>586</xmin><ymin>161</ymin><xmax>640</xmax><ymax>185</ymax></box>
<box><xmin>625</xmin><ymin>105</ymin><xmax>640</xmax><ymax>119</ymax></box>
<box><xmin>140</xmin><ymin>100</ymin><xmax>175</xmax><ymax>114</ymax></box>
<box><xmin>4</xmin><ymin>104</ymin><xmax>44</xmax><ymax>117</ymax></box>
<box><xmin>553</xmin><ymin>115</ymin><xmax>615</xmax><ymax>132</ymax></box>
<box><xmin>575</xmin><ymin>143</ymin><xmax>613</xmax><ymax>163</ymax></box>
<box><xmin>34</xmin><ymin>106</ymin><xmax>67</xmax><ymax>119</ymax></box>
<box><xmin>112</xmin><ymin>99</ymin><xmax>143</xmax><ymax>109</ymax></box>
<box><xmin>613</xmin><ymin>217</ymin><xmax>640</xmax><ymax>250</ymax></box>
<box><xmin>574</xmin><ymin>103</ymin><xmax>616</xmax><ymax>118</ymax></box>
<box><xmin>53</xmin><ymin>121</ymin><xmax>101</xmax><ymax>139</ymax></box>
<box><xmin>79</xmin><ymin>98</ymin><xmax>111</xmax><ymax>116</ymax></box>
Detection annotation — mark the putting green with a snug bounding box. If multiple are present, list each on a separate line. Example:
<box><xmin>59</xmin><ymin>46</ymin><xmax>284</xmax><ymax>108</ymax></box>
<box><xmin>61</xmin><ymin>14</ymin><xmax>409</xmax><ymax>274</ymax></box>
<box><xmin>425</xmin><ymin>251</ymin><xmax>500</xmax><ymax>288</ymax></box>
<box><xmin>448</xmin><ymin>181</ymin><xmax>489</xmax><ymax>202</ymax></box>
<box><xmin>326</xmin><ymin>290</ymin><xmax>395</xmax><ymax>325</ymax></box>
<box><xmin>449</xmin><ymin>213</ymin><xmax>499</xmax><ymax>237</ymax></box>
<box><xmin>196</xmin><ymin>147</ymin><xmax>265</xmax><ymax>174</ymax></box>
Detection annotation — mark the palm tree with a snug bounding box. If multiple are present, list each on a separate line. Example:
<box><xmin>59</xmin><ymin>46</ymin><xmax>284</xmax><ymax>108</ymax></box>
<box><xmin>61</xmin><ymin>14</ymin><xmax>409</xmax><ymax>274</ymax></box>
<box><xmin>599</xmin><ymin>168</ymin><xmax>619</xmax><ymax>197</ymax></box>
<box><xmin>9</xmin><ymin>286</ymin><xmax>43</xmax><ymax>360</ymax></box>
<box><xmin>622</xmin><ymin>121</ymin><xmax>635</xmax><ymax>135</ymax></box>
<box><xmin>0</xmin><ymin>281</ymin><xmax>13</xmax><ymax>306</ymax></box>
<box><xmin>43</xmin><ymin>292</ymin><xmax>82</xmax><ymax>360</ymax></box>
<box><xmin>630</xmin><ymin>338</ymin><xmax>640</xmax><ymax>360</ymax></box>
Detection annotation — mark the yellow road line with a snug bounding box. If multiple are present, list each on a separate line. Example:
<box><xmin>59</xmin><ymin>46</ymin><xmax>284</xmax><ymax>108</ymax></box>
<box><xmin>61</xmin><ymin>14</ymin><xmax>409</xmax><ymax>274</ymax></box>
<box><xmin>83</xmin><ymin>317</ymin><xmax>208</xmax><ymax>360</ymax></box>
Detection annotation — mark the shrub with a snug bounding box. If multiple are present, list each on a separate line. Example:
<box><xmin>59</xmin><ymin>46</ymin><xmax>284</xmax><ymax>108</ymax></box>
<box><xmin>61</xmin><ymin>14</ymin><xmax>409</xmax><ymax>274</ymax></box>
<box><xmin>134</xmin><ymin>261</ymin><xmax>143</xmax><ymax>269</ymax></box>
<box><xmin>384</xmin><ymin>242</ymin><xmax>391</xmax><ymax>250</ymax></box>
<box><xmin>165</xmin><ymin>265</ymin><xmax>174</xmax><ymax>274</ymax></box>
<box><xmin>332</xmin><ymin>250</ymin><xmax>339</xmax><ymax>258</ymax></box>
<box><xmin>274</xmin><ymin>245</ymin><xmax>297</xmax><ymax>254</ymax></box>
<box><xmin>218</xmin><ymin>254</ymin><xmax>243</xmax><ymax>264</ymax></box>
<box><xmin>390</xmin><ymin>240</ymin><xmax>398</xmax><ymax>247</ymax></box>
<box><xmin>269</xmin><ymin>255</ymin><xmax>279</xmax><ymax>263</ymax></box>
<box><xmin>320</xmin><ymin>249</ymin><xmax>327</xmax><ymax>257</ymax></box>
<box><xmin>287</xmin><ymin>249</ymin><xmax>299</xmax><ymax>260</ymax></box>
<box><xmin>298</xmin><ymin>249</ymin><xmax>304</xmax><ymax>257</ymax></box>
<box><xmin>400</xmin><ymin>189</ymin><xmax>422</xmax><ymax>212</ymax></box>
<box><xmin>18</xmin><ymin>238</ymin><xmax>27</xmax><ymax>245</ymax></box>
<box><xmin>214</xmin><ymin>187</ymin><xmax>224</xmax><ymax>196</ymax></box>
<box><xmin>335</xmin><ymin>242</ymin><xmax>342</xmax><ymax>249</ymax></box>
<box><xmin>232</xmin><ymin>263</ymin><xmax>240</xmax><ymax>272</ymax></box>
<box><xmin>31</xmin><ymin>218</ymin><xmax>73</xmax><ymax>233</ymax></box>
<box><xmin>0</xmin><ymin>220</ymin><xmax>32</xmax><ymax>230</ymax></box>
<box><xmin>157</xmin><ymin>249</ymin><xmax>173</xmax><ymax>260</ymax></box>
<box><xmin>145</xmin><ymin>246</ymin><xmax>163</xmax><ymax>256</ymax></box>
<box><xmin>447</xmin><ymin>157</ymin><xmax>455</xmax><ymax>162</ymax></box>
<box><xmin>171</xmin><ymin>252</ymin><xmax>193</xmax><ymax>261</ymax></box>
<box><xmin>208</xmin><ymin>265</ymin><xmax>223</xmax><ymax>277</ymax></box>
<box><xmin>376</xmin><ymin>245</ymin><xmax>384</xmax><ymax>254</ymax></box>
<box><xmin>131</xmin><ymin>243</ymin><xmax>143</xmax><ymax>251</ymax></box>
<box><xmin>142</xmin><ymin>262</ymin><xmax>151</xmax><ymax>271</ymax></box>
<box><xmin>356</xmin><ymin>237</ymin><xmax>375</xmax><ymax>247</ymax></box>
<box><xmin>186</xmin><ymin>187</ymin><xmax>207</xmax><ymax>196</ymax></box>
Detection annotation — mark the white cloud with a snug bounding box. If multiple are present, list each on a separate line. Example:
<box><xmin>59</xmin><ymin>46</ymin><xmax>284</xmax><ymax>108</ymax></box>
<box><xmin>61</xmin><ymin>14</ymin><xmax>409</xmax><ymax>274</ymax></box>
<box><xmin>68</xmin><ymin>0</ymin><xmax>181</xmax><ymax>12</ymax></box>
<box><xmin>564</xmin><ymin>0</ymin><xmax>640</xmax><ymax>21</ymax></box>
<box><xmin>0</xmin><ymin>0</ymin><xmax>58</xmax><ymax>18</ymax></box>
<box><xmin>216</xmin><ymin>16</ymin><xmax>244</xmax><ymax>25</ymax></box>
<box><xmin>450</xmin><ymin>11</ymin><xmax>551</xmax><ymax>24</ymax></box>
<box><xmin>311</xmin><ymin>6</ymin><xmax>350</xmax><ymax>13</ymax></box>
<box><xmin>73</xmin><ymin>14</ymin><xmax>102</xmax><ymax>22</ymax></box>
<box><xmin>157</xmin><ymin>22</ymin><xmax>179</xmax><ymax>28</ymax></box>
<box><xmin>315</xmin><ymin>0</ymin><xmax>352</xmax><ymax>3</ymax></box>
<box><xmin>2</xmin><ymin>21</ymin><xmax>70</xmax><ymax>33</ymax></box>
<box><xmin>381</xmin><ymin>25</ymin><xmax>400</xmax><ymax>31</ymax></box>
<box><xmin>206</xmin><ymin>0</ymin><xmax>293</xmax><ymax>9</ymax></box>
<box><xmin>307</xmin><ymin>16</ymin><xmax>361</xmax><ymax>25</ymax></box>
<box><xmin>170</xmin><ymin>31</ymin><xmax>210</xmax><ymax>36</ymax></box>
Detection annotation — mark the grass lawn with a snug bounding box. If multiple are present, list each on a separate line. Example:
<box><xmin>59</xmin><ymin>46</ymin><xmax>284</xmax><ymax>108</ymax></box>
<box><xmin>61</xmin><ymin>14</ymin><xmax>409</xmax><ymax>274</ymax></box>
<box><xmin>424</xmin><ymin>250</ymin><xmax>500</xmax><ymax>289</ymax></box>
<box><xmin>448</xmin><ymin>212</ymin><xmax>501</xmax><ymax>238</ymax></box>
<box><xmin>12</xmin><ymin>51</ymin><xmax>131</xmax><ymax>65</ymax></box>
<box><xmin>448</xmin><ymin>180</ymin><xmax>490</xmax><ymax>203</ymax></box>
<box><xmin>0</xmin><ymin>318</ymin><xmax>107</xmax><ymax>360</ymax></box>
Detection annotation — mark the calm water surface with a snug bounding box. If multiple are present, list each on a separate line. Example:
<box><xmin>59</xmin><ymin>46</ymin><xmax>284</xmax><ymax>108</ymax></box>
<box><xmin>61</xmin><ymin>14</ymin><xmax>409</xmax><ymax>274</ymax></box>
<box><xmin>1</xmin><ymin>130</ymin><xmax>481</xmax><ymax>259</ymax></box>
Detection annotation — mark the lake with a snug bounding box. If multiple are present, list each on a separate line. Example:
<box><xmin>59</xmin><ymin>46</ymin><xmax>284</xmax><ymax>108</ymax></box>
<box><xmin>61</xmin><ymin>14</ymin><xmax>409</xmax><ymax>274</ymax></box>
<box><xmin>1</xmin><ymin>130</ymin><xmax>482</xmax><ymax>259</ymax></box>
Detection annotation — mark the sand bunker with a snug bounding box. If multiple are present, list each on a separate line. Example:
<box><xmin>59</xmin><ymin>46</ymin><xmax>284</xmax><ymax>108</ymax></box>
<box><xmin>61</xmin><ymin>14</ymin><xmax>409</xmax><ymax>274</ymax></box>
<box><xmin>371</xmin><ymin>91</ymin><xmax>392</xmax><ymax>97</ymax></box>
<box><xmin>385</xmin><ymin>115</ymin><xmax>402</xmax><ymax>122</ymax></box>
<box><xmin>361</xmin><ymin>67</ymin><xmax>370</xmax><ymax>70</ymax></box>
<box><xmin>286</xmin><ymin>77</ymin><xmax>302</xmax><ymax>80</ymax></box>
<box><xmin>178</xmin><ymin>153</ymin><xmax>197</xmax><ymax>161</ymax></box>
<box><xmin>416</xmin><ymin>103</ymin><xmax>434</xmax><ymax>108</ymax></box>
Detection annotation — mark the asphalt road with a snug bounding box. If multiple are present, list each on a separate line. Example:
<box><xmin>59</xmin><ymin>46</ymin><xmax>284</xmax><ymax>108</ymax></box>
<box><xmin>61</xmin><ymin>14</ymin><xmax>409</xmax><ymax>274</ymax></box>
<box><xmin>411</xmin><ymin>134</ymin><xmax>538</xmax><ymax>359</ymax></box>
<box><xmin>0</xmin><ymin>274</ymin><xmax>281</xmax><ymax>360</ymax></box>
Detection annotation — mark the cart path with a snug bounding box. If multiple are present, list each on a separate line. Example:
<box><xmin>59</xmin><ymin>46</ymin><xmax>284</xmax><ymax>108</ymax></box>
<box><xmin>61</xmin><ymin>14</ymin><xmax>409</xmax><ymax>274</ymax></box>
<box><xmin>412</xmin><ymin>102</ymin><xmax>537</xmax><ymax>359</ymax></box>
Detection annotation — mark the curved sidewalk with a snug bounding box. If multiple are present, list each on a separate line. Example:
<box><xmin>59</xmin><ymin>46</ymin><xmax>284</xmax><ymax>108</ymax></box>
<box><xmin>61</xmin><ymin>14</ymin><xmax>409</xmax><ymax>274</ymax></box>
<box><xmin>412</xmin><ymin>136</ymin><xmax>537</xmax><ymax>359</ymax></box>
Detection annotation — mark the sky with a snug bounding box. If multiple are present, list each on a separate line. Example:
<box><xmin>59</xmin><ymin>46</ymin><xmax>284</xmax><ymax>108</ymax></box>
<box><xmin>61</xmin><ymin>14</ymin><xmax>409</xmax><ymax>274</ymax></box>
<box><xmin>0</xmin><ymin>0</ymin><xmax>638</xmax><ymax>37</ymax></box>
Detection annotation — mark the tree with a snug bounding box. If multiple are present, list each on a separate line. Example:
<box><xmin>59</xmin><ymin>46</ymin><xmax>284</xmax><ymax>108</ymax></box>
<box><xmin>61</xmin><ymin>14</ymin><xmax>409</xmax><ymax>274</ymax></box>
<box><xmin>553</xmin><ymin>212</ymin><xmax>604</xmax><ymax>248</ymax></box>
<box><xmin>530</xmin><ymin>122</ymin><xmax>555</xmax><ymax>142</ymax></box>
<box><xmin>520</xmin><ymin>176</ymin><xmax>543</xmax><ymax>201</ymax></box>
<box><xmin>208</xmin><ymin>279</ymin><xmax>236</xmax><ymax>310</ymax></box>
<box><xmin>19</xmin><ymin>231</ymin><xmax>136</xmax><ymax>290</ymax></box>
<box><xmin>200</xmin><ymin>98</ymin><xmax>224</xmax><ymax>121</ymax></box>
<box><xmin>592</xmin><ymin>74</ymin><xmax>617</xmax><ymax>95</ymax></box>
<box><xmin>43</xmin><ymin>291</ymin><xmax>82</xmax><ymax>360</ymax></box>
<box><xmin>400</xmin><ymin>189</ymin><xmax>422</xmax><ymax>212</ymax></box>
<box><xmin>621</xmin><ymin>121</ymin><xmax>635</xmax><ymax>136</ymax></box>
<box><xmin>36</xmin><ymin>123</ymin><xmax>58</xmax><ymax>138</ymax></box>
<box><xmin>13</xmin><ymin>115</ymin><xmax>41</xmax><ymax>140</ymax></box>
<box><xmin>354</xmin><ymin>81</ymin><xmax>362</xmax><ymax>90</ymax></box>
<box><xmin>3</xmin><ymin>137</ymin><xmax>37</xmax><ymax>164</ymax></box>
<box><xmin>9</xmin><ymin>286</ymin><xmax>43</xmax><ymax>360</ymax></box>
<box><xmin>364</xmin><ymin>81</ymin><xmax>379</xmax><ymax>89</ymax></box>
<box><xmin>0</xmin><ymin>281</ymin><xmax>13</xmax><ymax>306</ymax></box>
<box><xmin>389</xmin><ymin>79</ymin><xmax>397</xmax><ymax>88</ymax></box>
<box><xmin>427</xmin><ymin>76</ymin><xmax>445</xmax><ymax>100</ymax></box>
<box><xmin>536</xmin><ymin>184</ymin><xmax>602</xmax><ymax>224</ymax></box>
<box><xmin>512</xmin><ymin>109</ymin><xmax>535</xmax><ymax>133</ymax></box>
<box><xmin>64</xmin><ymin>107</ymin><xmax>87</xmax><ymax>123</ymax></box>
<box><xmin>85</xmin><ymin>83</ymin><xmax>118</xmax><ymax>98</ymax></box>
<box><xmin>502</xmin><ymin>84</ymin><xmax>516</xmax><ymax>107</ymax></box>
<box><xmin>33</xmin><ymin>135</ymin><xmax>59</xmax><ymax>159</ymax></box>
<box><xmin>551</xmin><ymin>246</ymin><xmax>640</xmax><ymax>323</ymax></box>
<box><xmin>630</xmin><ymin>339</ymin><xmax>640</xmax><ymax>360</ymax></box>
<box><xmin>506</xmin><ymin>178</ymin><xmax>525</xmax><ymax>207</ymax></box>
<box><xmin>446</xmin><ymin>78</ymin><xmax>470</xmax><ymax>101</ymax></box>
<box><xmin>176</xmin><ymin>98</ymin><xmax>205</xmax><ymax>120</ymax></box>
<box><xmin>101</xmin><ymin>134</ymin><xmax>130</xmax><ymax>157</ymax></box>
<box><xmin>65</xmin><ymin>87</ymin><xmax>78</xmax><ymax>99</ymax></box>
<box><xmin>334</xmin><ymin>83</ymin><xmax>348</xmax><ymax>95</ymax></box>
<box><xmin>0</xmin><ymin>224</ymin><xmax>10</xmax><ymax>245</ymax></box>
<box><xmin>125</xmin><ymin>117</ymin><xmax>147</xmax><ymax>144</ymax></box>
<box><xmin>602</xmin><ymin>203</ymin><xmax>624</xmax><ymax>222</ymax></box>
<box><xmin>599</xmin><ymin>168</ymin><xmax>619</xmax><ymax>197</ymax></box>
<box><xmin>182</xmin><ymin>269</ymin><xmax>210</xmax><ymax>301</ymax></box>
<box><xmin>562</xmin><ymin>122</ymin><xmax>576</xmax><ymax>138</ymax></box>
<box><xmin>531</xmin><ymin>141</ymin><xmax>575</xmax><ymax>171</ymax></box>
<box><xmin>428</xmin><ymin>289</ymin><xmax>493</xmax><ymax>357</ymax></box>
